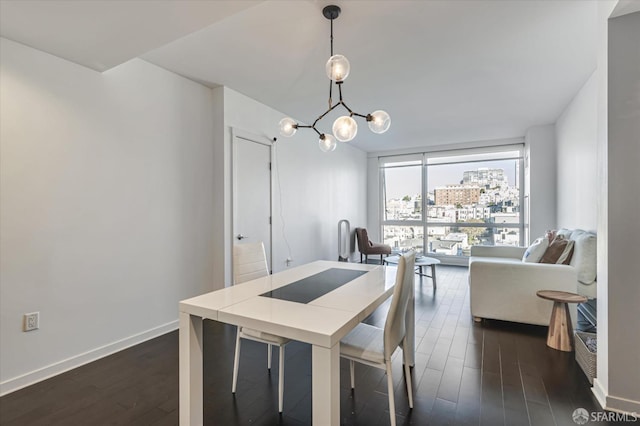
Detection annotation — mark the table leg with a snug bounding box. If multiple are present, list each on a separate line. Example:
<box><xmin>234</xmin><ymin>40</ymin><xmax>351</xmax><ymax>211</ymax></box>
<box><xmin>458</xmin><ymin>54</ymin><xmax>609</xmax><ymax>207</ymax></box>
<box><xmin>547</xmin><ymin>301</ymin><xmax>574</xmax><ymax>352</ymax></box>
<box><xmin>312</xmin><ymin>344</ymin><xmax>340</xmax><ymax>425</ymax></box>
<box><xmin>431</xmin><ymin>264</ymin><xmax>437</xmax><ymax>289</ymax></box>
<box><xmin>179</xmin><ymin>312</ymin><xmax>203</xmax><ymax>425</ymax></box>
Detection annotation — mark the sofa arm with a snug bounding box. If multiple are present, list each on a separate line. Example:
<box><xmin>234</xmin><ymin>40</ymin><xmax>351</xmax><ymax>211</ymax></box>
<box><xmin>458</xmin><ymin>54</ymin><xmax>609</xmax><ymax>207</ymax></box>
<box><xmin>469</xmin><ymin>245</ymin><xmax>526</xmax><ymax>259</ymax></box>
<box><xmin>469</xmin><ymin>259</ymin><xmax>578</xmax><ymax>326</ymax></box>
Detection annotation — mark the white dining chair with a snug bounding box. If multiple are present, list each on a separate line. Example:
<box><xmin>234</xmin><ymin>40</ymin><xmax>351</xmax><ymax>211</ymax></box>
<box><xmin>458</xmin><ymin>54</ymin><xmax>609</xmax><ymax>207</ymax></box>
<box><xmin>340</xmin><ymin>251</ymin><xmax>416</xmax><ymax>426</ymax></box>
<box><xmin>231</xmin><ymin>242</ymin><xmax>290</xmax><ymax>413</ymax></box>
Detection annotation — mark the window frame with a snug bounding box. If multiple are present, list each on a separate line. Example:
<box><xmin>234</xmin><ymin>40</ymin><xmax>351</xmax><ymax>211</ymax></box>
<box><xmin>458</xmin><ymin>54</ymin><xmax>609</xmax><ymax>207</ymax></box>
<box><xmin>379</xmin><ymin>144</ymin><xmax>525</xmax><ymax>263</ymax></box>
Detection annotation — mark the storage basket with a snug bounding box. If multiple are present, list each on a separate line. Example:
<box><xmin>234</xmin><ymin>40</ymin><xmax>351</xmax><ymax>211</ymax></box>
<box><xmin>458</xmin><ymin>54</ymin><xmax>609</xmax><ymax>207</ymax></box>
<box><xmin>575</xmin><ymin>331</ymin><xmax>597</xmax><ymax>384</ymax></box>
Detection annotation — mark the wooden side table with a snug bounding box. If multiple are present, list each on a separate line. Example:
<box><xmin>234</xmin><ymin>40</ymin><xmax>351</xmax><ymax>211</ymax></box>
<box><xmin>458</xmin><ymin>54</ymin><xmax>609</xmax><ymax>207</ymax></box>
<box><xmin>536</xmin><ymin>290</ymin><xmax>588</xmax><ymax>352</ymax></box>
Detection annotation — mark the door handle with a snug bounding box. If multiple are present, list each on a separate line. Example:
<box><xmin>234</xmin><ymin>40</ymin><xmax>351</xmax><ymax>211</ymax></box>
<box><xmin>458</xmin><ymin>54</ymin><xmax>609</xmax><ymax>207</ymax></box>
<box><xmin>236</xmin><ymin>234</ymin><xmax>248</xmax><ymax>240</ymax></box>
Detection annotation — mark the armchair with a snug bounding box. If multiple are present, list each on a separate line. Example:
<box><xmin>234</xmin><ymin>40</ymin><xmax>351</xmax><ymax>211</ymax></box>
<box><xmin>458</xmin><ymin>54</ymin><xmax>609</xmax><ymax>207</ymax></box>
<box><xmin>355</xmin><ymin>227</ymin><xmax>392</xmax><ymax>264</ymax></box>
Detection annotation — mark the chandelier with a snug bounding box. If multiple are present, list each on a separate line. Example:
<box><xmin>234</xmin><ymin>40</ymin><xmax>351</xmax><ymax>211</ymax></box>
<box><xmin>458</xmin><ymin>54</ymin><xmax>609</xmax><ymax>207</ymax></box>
<box><xmin>278</xmin><ymin>5</ymin><xmax>390</xmax><ymax>152</ymax></box>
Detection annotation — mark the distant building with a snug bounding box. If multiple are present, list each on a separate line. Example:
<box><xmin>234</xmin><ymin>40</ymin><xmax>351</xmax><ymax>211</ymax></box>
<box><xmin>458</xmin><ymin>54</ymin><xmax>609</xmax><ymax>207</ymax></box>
<box><xmin>429</xmin><ymin>233</ymin><xmax>469</xmax><ymax>256</ymax></box>
<box><xmin>455</xmin><ymin>206</ymin><xmax>492</xmax><ymax>221</ymax></box>
<box><xmin>463</xmin><ymin>168</ymin><xmax>507</xmax><ymax>188</ymax></box>
<box><xmin>434</xmin><ymin>185</ymin><xmax>481</xmax><ymax>205</ymax></box>
<box><xmin>429</xmin><ymin>239</ymin><xmax>460</xmax><ymax>255</ymax></box>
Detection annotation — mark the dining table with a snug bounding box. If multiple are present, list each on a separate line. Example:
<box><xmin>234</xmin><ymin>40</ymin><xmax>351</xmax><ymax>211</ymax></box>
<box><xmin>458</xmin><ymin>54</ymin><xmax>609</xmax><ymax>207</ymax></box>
<box><xmin>179</xmin><ymin>260</ymin><xmax>415</xmax><ymax>425</ymax></box>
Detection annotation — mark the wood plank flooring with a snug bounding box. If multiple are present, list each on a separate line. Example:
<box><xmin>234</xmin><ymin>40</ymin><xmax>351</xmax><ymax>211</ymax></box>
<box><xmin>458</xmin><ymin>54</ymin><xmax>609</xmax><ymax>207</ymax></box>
<box><xmin>0</xmin><ymin>265</ymin><xmax>607</xmax><ymax>425</ymax></box>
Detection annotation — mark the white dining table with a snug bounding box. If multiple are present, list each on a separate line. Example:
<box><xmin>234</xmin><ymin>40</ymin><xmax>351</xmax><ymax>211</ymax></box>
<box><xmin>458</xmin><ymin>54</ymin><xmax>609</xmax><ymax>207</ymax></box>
<box><xmin>179</xmin><ymin>260</ymin><xmax>414</xmax><ymax>425</ymax></box>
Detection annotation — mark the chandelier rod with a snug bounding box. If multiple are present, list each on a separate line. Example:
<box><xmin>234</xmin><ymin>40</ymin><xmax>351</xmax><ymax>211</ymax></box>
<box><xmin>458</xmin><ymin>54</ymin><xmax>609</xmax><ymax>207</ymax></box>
<box><xmin>330</xmin><ymin>15</ymin><xmax>334</xmax><ymax>57</ymax></box>
<box><xmin>328</xmin><ymin>16</ymin><xmax>334</xmax><ymax>109</ymax></box>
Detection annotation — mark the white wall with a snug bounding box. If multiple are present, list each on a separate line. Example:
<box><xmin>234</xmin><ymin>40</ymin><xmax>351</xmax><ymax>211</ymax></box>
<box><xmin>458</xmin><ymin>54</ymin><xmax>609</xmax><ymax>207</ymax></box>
<box><xmin>215</xmin><ymin>87</ymin><xmax>368</xmax><ymax>286</ymax></box>
<box><xmin>595</xmin><ymin>8</ymin><xmax>640</xmax><ymax>414</ymax></box>
<box><xmin>524</xmin><ymin>125</ymin><xmax>557</xmax><ymax>239</ymax></box>
<box><xmin>556</xmin><ymin>72</ymin><xmax>598</xmax><ymax>230</ymax></box>
<box><xmin>0</xmin><ymin>38</ymin><xmax>215</xmax><ymax>394</ymax></box>
<box><xmin>594</xmin><ymin>0</ymin><xmax>615</xmax><ymax>407</ymax></box>
<box><xmin>211</xmin><ymin>87</ymin><xmax>227</xmax><ymax>287</ymax></box>
<box><xmin>366</xmin><ymin>157</ymin><xmax>381</xmax><ymax>244</ymax></box>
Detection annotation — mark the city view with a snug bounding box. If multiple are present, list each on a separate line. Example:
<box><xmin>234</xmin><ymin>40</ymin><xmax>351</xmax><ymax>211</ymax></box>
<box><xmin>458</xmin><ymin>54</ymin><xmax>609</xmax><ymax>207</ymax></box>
<box><xmin>382</xmin><ymin>160</ymin><xmax>522</xmax><ymax>257</ymax></box>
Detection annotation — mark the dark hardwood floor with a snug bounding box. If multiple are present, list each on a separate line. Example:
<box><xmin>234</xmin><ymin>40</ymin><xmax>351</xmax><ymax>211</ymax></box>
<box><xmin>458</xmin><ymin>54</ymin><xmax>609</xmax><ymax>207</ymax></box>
<box><xmin>0</xmin><ymin>265</ymin><xmax>608</xmax><ymax>425</ymax></box>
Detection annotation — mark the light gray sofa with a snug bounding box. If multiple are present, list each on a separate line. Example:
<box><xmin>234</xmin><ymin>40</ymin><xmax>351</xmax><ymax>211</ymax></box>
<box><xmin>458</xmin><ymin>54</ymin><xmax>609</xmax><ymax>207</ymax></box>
<box><xmin>468</xmin><ymin>229</ymin><xmax>597</xmax><ymax>326</ymax></box>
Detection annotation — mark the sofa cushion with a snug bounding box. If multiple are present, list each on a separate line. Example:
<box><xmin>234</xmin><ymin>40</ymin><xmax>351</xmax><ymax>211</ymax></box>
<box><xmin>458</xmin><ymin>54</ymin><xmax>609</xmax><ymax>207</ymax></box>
<box><xmin>556</xmin><ymin>228</ymin><xmax>574</xmax><ymax>239</ymax></box>
<box><xmin>522</xmin><ymin>237</ymin><xmax>549</xmax><ymax>263</ymax></box>
<box><xmin>570</xmin><ymin>231</ymin><xmax>597</xmax><ymax>284</ymax></box>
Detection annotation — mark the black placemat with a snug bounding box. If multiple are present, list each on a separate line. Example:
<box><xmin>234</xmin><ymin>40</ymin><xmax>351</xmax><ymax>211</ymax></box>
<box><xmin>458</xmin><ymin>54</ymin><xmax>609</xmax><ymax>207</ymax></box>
<box><xmin>260</xmin><ymin>268</ymin><xmax>367</xmax><ymax>304</ymax></box>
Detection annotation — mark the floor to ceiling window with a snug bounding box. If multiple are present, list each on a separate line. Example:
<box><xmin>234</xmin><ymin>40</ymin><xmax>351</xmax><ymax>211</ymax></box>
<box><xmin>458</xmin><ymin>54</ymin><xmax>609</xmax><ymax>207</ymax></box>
<box><xmin>380</xmin><ymin>146</ymin><xmax>524</xmax><ymax>261</ymax></box>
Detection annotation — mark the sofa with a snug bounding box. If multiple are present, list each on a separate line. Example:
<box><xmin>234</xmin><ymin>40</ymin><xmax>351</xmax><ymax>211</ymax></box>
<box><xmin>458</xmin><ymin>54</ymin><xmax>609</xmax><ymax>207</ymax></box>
<box><xmin>468</xmin><ymin>229</ymin><xmax>597</xmax><ymax>326</ymax></box>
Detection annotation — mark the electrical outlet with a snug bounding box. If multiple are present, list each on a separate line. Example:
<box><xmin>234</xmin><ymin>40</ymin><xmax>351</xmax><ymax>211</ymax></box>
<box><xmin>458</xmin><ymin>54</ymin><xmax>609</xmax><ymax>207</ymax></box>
<box><xmin>285</xmin><ymin>257</ymin><xmax>293</xmax><ymax>267</ymax></box>
<box><xmin>23</xmin><ymin>312</ymin><xmax>39</xmax><ymax>332</ymax></box>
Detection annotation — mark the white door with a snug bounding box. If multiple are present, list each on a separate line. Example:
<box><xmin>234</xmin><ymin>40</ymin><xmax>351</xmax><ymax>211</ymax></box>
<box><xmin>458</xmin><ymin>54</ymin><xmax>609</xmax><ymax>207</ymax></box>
<box><xmin>233</xmin><ymin>134</ymin><xmax>272</xmax><ymax>273</ymax></box>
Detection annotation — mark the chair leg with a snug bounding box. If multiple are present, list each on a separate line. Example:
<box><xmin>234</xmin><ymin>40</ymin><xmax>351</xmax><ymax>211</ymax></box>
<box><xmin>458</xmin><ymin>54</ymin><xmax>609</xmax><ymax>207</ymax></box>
<box><xmin>360</xmin><ymin>252</ymin><xmax>363</xmax><ymax>263</ymax></box>
<box><xmin>386</xmin><ymin>360</ymin><xmax>396</xmax><ymax>426</ymax></box>
<box><xmin>267</xmin><ymin>344</ymin><xmax>272</xmax><ymax>370</ymax></box>
<box><xmin>403</xmin><ymin>349</ymin><xmax>414</xmax><ymax>409</ymax></box>
<box><xmin>232</xmin><ymin>328</ymin><xmax>242</xmax><ymax>394</ymax></box>
<box><xmin>350</xmin><ymin>360</ymin><xmax>355</xmax><ymax>389</ymax></box>
<box><xmin>278</xmin><ymin>345</ymin><xmax>285</xmax><ymax>413</ymax></box>
<box><xmin>365</xmin><ymin>254</ymin><xmax>368</xmax><ymax>263</ymax></box>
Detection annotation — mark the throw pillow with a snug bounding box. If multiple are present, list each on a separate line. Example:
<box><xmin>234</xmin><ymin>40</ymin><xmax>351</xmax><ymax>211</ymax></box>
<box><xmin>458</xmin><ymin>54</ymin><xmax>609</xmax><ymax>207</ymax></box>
<box><xmin>539</xmin><ymin>235</ymin><xmax>574</xmax><ymax>264</ymax></box>
<box><xmin>522</xmin><ymin>237</ymin><xmax>549</xmax><ymax>263</ymax></box>
<box><xmin>556</xmin><ymin>240</ymin><xmax>574</xmax><ymax>265</ymax></box>
<box><xmin>545</xmin><ymin>229</ymin><xmax>557</xmax><ymax>244</ymax></box>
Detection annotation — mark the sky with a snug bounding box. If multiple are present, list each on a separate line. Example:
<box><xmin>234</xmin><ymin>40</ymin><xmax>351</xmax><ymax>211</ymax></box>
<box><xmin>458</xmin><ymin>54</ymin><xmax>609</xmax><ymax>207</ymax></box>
<box><xmin>384</xmin><ymin>160</ymin><xmax>519</xmax><ymax>199</ymax></box>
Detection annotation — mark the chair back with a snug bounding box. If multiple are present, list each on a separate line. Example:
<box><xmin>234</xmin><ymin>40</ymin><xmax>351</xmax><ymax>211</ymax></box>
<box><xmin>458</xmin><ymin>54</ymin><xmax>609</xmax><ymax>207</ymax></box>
<box><xmin>233</xmin><ymin>242</ymin><xmax>269</xmax><ymax>284</ymax></box>
<box><xmin>355</xmin><ymin>228</ymin><xmax>369</xmax><ymax>253</ymax></box>
<box><xmin>383</xmin><ymin>251</ymin><xmax>416</xmax><ymax>358</ymax></box>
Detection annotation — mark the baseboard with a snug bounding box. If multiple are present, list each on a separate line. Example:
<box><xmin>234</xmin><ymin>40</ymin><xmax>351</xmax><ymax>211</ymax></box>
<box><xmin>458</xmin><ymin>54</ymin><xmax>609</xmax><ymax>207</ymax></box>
<box><xmin>605</xmin><ymin>394</ymin><xmax>640</xmax><ymax>415</ymax></box>
<box><xmin>592</xmin><ymin>378</ymin><xmax>608</xmax><ymax>409</ymax></box>
<box><xmin>0</xmin><ymin>320</ymin><xmax>178</xmax><ymax>396</ymax></box>
<box><xmin>592</xmin><ymin>378</ymin><xmax>640</xmax><ymax>415</ymax></box>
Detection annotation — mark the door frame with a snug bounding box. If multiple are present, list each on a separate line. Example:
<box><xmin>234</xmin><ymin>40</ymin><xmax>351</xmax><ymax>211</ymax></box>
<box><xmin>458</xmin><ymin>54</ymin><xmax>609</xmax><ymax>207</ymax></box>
<box><xmin>230</xmin><ymin>127</ymin><xmax>274</xmax><ymax>280</ymax></box>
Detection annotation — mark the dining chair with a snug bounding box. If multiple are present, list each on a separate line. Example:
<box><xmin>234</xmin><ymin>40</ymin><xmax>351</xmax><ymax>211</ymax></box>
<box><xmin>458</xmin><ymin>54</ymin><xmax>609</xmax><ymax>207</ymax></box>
<box><xmin>340</xmin><ymin>251</ymin><xmax>416</xmax><ymax>426</ymax></box>
<box><xmin>232</xmin><ymin>242</ymin><xmax>290</xmax><ymax>413</ymax></box>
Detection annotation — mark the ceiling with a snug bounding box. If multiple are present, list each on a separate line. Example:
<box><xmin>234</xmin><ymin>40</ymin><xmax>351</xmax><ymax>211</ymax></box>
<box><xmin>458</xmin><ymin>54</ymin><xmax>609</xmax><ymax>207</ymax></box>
<box><xmin>0</xmin><ymin>0</ymin><xmax>597</xmax><ymax>153</ymax></box>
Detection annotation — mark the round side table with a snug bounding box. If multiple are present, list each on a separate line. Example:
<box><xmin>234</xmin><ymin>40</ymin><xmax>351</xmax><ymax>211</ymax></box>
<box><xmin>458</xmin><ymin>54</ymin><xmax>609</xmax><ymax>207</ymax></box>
<box><xmin>384</xmin><ymin>255</ymin><xmax>440</xmax><ymax>289</ymax></box>
<box><xmin>536</xmin><ymin>290</ymin><xmax>587</xmax><ymax>352</ymax></box>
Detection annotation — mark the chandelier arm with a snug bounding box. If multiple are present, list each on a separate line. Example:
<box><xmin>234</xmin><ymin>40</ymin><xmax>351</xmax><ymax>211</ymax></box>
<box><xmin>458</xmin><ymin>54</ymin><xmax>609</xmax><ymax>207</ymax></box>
<box><xmin>328</xmin><ymin>80</ymin><xmax>333</xmax><ymax>109</ymax></box>
<box><xmin>337</xmin><ymin>100</ymin><xmax>367</xmax><ymax>119</ymax></box>
<box><xmin>296</xmin><ymin>124</ymin><xmax>323</xmax><ymax>137</ymax></box>
<box><xmin>312</xmin><ymin>102</ymin><xmax>342</xmax><ymax>128</ymax></box>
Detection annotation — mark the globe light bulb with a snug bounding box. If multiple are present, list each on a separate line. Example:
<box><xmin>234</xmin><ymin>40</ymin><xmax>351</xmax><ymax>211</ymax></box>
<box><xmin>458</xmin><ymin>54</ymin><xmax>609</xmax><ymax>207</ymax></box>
<box><xmin>319</xmin><ymin>134</ymin><xmax>337</xmax><ymax>152</ymax></box>
<box><xmin>367</xmin><ymin>110</ymin><xmax>391</xmax><ymax>134</ymax></box>
<box><xmin>279</xmin><ymin>117</ymin><xmax>297</xmax><ymax>137</ymax></box>
<box><xmin>325</xmin><ymin>54</ymin><xmax>350</xmax><ymax>82</ymax></box>
<box><xmin>332</xmin><ymin>116</ymin><xmax>358</xmax><ymax>142</ymax></box>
